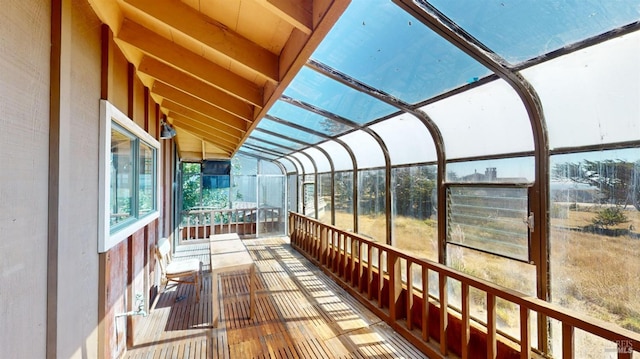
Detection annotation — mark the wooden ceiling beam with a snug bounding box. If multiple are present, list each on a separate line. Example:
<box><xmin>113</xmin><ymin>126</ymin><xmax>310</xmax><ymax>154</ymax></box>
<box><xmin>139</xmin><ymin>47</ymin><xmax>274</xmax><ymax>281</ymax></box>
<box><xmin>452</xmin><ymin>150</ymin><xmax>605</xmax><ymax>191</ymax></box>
<box><xmin>116</xmin><ymin>19</ymin><xmax>263</xmax><ymax>107</ymax></box>
<box><xmin>169</xmin><ymin>112</ymin><xmax>241</xmax><ymax>148</ymax></box>
<box><xmin>152</xmin><ymin>82</ymin><xmax>249</xmax><ymax>131</ymax></box>
<box><xmin>138</xmin><ymin>56</ymin><xmax>255</xmax><ymax>120</ymax></box>
<box><xmin>257</xmin><ymin>0</ymin><xmax>313</xmax><ymax>35</ymax></box>
<box><xmin>169</xmin><ymin>121</ymin><xmax>236</xmax><ymax>152</ymax></box>
<box><xmin>123</xmin><ymin>0</ymin><xmax>279</xmax><ymax>82</ymax></box>
<box><xmin>162</xmin><ymin>100</ymin><xmax>245</xmax><ymax>139</ymax></box>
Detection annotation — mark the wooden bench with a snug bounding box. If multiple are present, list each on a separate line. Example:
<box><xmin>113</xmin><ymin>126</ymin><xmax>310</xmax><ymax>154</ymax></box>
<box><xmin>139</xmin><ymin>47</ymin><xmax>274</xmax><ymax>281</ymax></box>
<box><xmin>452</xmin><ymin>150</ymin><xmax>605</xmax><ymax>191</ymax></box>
<box><xmin>209</xmin><ymin>233</ymin><xmax>256</xmax><ymax>327</ymax></box>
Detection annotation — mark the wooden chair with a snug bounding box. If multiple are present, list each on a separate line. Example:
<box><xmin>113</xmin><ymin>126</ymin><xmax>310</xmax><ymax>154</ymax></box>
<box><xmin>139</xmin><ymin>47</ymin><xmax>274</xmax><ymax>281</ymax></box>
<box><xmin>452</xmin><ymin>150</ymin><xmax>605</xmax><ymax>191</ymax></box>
<box><xmin>156</xmin><ymin>238</ymin><xmax>203</xmax><ymax>302</ymax></box>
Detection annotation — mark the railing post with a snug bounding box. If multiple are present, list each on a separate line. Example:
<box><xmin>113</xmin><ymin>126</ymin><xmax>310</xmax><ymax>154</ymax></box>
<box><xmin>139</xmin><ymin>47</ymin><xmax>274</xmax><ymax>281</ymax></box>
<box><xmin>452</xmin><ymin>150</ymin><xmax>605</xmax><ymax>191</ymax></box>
<box><xmin>487</xmin><ymin>293</ymin><xmax>497</xmax><ymax>359</ymax></box>
<box><xmin>422</xmin><ymin>266</ymin><xmax>430</xmax><ymax>341</ymax></box>
<box><xmin>406</xmin><ymin>260</ymin><xmax>414</xmax><ymax>331</ymax></box>
<box><xmin>388</xmin><ymin>252</ymin><xmax>401</xmax><ymax>322</ymax></box>
<box><xmin>562</xmin><ymin>323</ymin><xmax>574</xmax><ymax>359</ymax></box>
<box><xmin>521</xmin><ymin>306</ymin><xmax>531</xmax><ymax>359</ymax></box>
<box><xmin>461</xmin><ymin>283</ymin><xmax>470</xmax><ymax>359</ymax></box>
<box><xmin>438</xmin><ymin>271</ymin><xmax>448</xmax><ymax>355</ymax></box>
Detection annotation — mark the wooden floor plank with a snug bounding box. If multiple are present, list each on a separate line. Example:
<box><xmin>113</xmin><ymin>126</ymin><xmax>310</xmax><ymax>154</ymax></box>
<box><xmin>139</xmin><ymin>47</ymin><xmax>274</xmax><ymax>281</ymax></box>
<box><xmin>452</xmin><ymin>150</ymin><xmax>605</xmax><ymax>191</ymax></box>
<box><xmin>124</xmin><ymin>237</ymin><xmax>427</xmax><ymax>359</ymax></box>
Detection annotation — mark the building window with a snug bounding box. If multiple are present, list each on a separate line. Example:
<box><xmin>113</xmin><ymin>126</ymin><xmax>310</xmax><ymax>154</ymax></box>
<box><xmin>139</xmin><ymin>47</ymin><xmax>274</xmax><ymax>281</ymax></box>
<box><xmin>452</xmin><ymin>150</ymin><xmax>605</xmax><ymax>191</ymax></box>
<box><xmin>99</xmin><ymin>100</ymin><xmax>160</xmax><ymax>253</ymax></box>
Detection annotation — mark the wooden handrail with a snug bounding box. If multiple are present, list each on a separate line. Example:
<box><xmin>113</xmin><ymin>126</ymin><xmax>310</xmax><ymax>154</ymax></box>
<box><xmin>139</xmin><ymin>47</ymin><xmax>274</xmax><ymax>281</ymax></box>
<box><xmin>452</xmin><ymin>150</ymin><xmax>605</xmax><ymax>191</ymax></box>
<box><xmin>289</xmin><ymin>212</ymin><xmax>639</xmax><ymax>358</ymax></box>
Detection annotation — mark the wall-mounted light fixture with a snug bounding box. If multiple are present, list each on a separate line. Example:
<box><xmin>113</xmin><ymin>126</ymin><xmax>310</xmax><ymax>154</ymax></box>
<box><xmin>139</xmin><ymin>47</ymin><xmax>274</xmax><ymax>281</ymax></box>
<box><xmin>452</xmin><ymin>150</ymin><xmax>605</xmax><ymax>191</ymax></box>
<box><xmin>160</xmin><ymin>122</ymin><xmax>177</xmax><ymax>139</ymax></box>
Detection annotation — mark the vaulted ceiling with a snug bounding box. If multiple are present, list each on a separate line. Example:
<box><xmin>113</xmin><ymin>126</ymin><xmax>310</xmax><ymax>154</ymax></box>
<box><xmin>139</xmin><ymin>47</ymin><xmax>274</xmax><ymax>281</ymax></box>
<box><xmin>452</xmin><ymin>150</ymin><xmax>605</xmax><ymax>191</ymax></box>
<box><xmin>88</xmin><ymin>0</ymin><xmax>350</xmax><ymax>161</ymax></box>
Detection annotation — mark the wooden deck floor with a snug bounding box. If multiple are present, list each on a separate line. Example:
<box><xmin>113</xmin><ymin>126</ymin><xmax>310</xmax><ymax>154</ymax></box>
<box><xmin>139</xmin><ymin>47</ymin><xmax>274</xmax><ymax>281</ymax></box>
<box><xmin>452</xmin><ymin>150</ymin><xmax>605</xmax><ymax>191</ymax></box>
<box><xmin>125</xmin><ymin>237</ymin><xmax>428</xmax><ymax>359</ymax></box>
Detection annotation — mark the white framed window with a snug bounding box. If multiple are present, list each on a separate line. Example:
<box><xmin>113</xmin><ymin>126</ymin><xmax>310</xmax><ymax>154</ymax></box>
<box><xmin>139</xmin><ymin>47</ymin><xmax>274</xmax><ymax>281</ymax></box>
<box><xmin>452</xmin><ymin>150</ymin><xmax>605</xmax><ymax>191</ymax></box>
<box><xmin>99</xmin><ymin>99</ymin><xmax>160</xmax><ymax>253</ymax></box>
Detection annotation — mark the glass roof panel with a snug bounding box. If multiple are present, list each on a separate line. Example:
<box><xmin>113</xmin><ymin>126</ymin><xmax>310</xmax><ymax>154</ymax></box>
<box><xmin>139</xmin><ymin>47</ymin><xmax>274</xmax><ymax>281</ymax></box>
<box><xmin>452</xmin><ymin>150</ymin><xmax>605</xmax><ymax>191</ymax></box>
<box><xmin>521</xmin><ymin>30</ymin><xmax>640</xmax><ymax>149</ymax></box>
<box><xmin>317</xmin><ymin>140</ymin><xmax>354</xmax><ymax>172</ymax></box>
<box><xmin>237</xmin><ymin>148</ymin><xmax>279</xmax><ymax>162</ymax></box>
<box><xmin>248</xmin><ymin>131</ymin><xmax>308</xmax><ymax>151</ymax></box>
<box><xmin>429</xmin><ymin>0</ymin><xmax>640</xmax><ymax>65</ymax></box>
<box><xmin>311</xmin><ymin>0</ymin><xmax>491</xmax><ymax>104</ymax></box>
<box><xmin>421</xmin><ymin>78</ymin><xmax>533</xmax><ymax>160</ymax></box>
<box><xmin>268</xmin><ymin>101</ymin><xmax>352</xmax><ymax>136</ymax></box>
<box><xmin>369</xmin><ymin>113</ymin><xmax>437</xmax><ymax>165</ymax></box>
<box><xmin>284</xmin><ymin>66</ymin><xmax>397</xmax><ymax>125</ymax></box>
<box><xmin>243</xmin><ymin>138</ymin><xmax>291</xmax><ymax>153</ymax></box>
<box><xmin>276</xmin><ymin>158</ymin><xmax>296</xmax><ymax>173</ymax></box>
<box><xmin>339</xmin><ymin>130</ymin><xmax>385</xmax><ymax>169</ymax></box>
<box><xmin>303</xmin><ymin>147</ymin><xmax>331</xmax><ymax>173</ymax></box>
<box><xmin>256</xmin><ymin>117</ymin><xmax>326</xmax><ymax>144</ymax></box>
<box><xmin>259</xmin><ymin>160</ymin><xmax>283</xmax><ymax>175</ymax></box>
<box><xmin>290</xmin><ymin>152</ymin><xmax>316</xmax><ymax>174</ymax></box>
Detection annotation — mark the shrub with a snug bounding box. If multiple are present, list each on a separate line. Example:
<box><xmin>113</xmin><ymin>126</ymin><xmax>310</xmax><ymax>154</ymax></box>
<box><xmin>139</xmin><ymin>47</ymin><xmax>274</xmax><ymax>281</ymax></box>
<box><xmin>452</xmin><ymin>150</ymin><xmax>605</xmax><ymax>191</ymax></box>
<box><xmin>591</xmin><ymin>207</ymin><xmax>628</xmax><ymax>229</ymax></box>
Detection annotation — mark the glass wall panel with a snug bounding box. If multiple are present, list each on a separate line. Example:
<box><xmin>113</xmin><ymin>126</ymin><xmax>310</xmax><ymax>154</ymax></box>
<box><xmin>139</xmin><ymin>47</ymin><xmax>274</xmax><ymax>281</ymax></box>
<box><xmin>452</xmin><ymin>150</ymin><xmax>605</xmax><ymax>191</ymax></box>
<box><xmin>318</xmin><ymin>173</ymin><xmax>333</xmax><ymax>224</ymax></box>
<box><xmin>549</xmin><ymin>149</ymin><xmax>640</xmax><ymax>349</ymax></box>
<box><xmin>422</xmin><ymin>79</ymin><xmax>533</xmax><ymax>159</ymax></box>
<box><xmin>334</xmin><ymin>171</ymin><xmax>354</xmax><ymax>231</ymax></box>
<box><xmin>318</xmin><ymin>140</ymin><xmax>353</xmax><ymax>171</ymax></box>
<box><xmin>268</xmin><ymin>100</ymin><xmax>352</xmax><ymax>136</ymax></box>
<box><xmin>357</xmin><ymin>168</ymin><xmax>386</xmax><ymax>242</ymax></box>
<box><xmin>447</xmin><ymin>157</ymin><xmax>535</xmax><ymax>184</ymax></box>
<box><xmin>180</xmin><ymin>162</ymin><xmax>201</xmax><ymax>212</ymax></box>
<box><xmin>340</xmin><ymin>130</ymin><xmax>384</xmax><ymax>169</ymax></box>
<box><xmin>447</xmin><ymin>186</ymin><xmax>530</xmax><ymax>262</ymax></box>
<box><xmin>284</xmin><ymin>66</ymin><xmax>397</xmax><ymax>125</ymax></box>
<box><xmin>234</xmin><ymin>155</ymin><xmax>258</xmax><ymax>176</ymax></box>
<box><xmin>232</xmin><ymin>176</ymin><xmax>257</xmax><ymax>208</ymax></box>
<box><xmin>311</xmin><ymin>0</ymin><xmax>490</xmax><ymax>104</ymax></box>
<box><xmin>391</xmin><ymin>165</ymin><xmax>437</xmax><ymax>261</ymax></box>
<box><xmin>258</xmin><ymin>176</ymin><xmax>285</xmax><ymax>236</ymax></box>
<box><xmin>303</xmin><ymin>147</ymin><xmax>331</xmax><ymax>173</ymax></box>
<box><xmin>370</xmin><ymin>114</ymin><xmax>437</xmax><ymax>165</ymax></box>
<box><xmin>522</xmin><ymin>31</ymin><xmax>640</xmax><ymax>149</ymax></box>
<box><xmin>429</xmin><ymin>0</ymin><xmax>640</xmax><ymax>65</ymax></box>
<box><xmin>287</xmin><ymin>173</ymin><xmax>298</xmax><ymax>213</ymax></box>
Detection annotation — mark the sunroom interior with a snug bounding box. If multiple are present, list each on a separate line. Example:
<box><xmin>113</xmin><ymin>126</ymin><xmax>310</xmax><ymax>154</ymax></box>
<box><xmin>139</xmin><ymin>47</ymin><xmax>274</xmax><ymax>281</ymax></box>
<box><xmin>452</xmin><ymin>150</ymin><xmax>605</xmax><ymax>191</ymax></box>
<box><xmin>13</xmin><ymin>0</ymin><xmax>640</xmax><ymax>358</ymax></box>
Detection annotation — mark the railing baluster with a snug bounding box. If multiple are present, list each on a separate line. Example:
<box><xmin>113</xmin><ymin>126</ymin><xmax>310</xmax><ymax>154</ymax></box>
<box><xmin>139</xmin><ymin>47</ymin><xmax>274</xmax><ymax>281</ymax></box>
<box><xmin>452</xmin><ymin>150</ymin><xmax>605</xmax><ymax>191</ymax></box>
<box><xmin>389</xmin><ymin>252</ymin><xmax>400</xmax><ymax>322</ymax></box>
<box><xmin>461</xmin><ymin>283</ymin><xmax>470</xmax><ymax>359</ymax></box>
<box><xmin>562</xmin><ymin>323</ymin><xmax>574</xmax><ymax>359</ymax></box>
<box><xmin>521</xmin><ymin>306</ymin><xmax>531</xmax><ymax>359</ymax></box>
<box><xmin>438</xmin><ymin>271</ymin><xmax>448</xmax><ymax>355</ymax></box>
<box><xmin>422</xmin><ymin>266</ymin><xmax>429</xmax><ymax>341</ymax></box>
<box><xmin>407</xmin><ymin>259</ymin><xmax>413</xmax><ymax>331</ymax></box>
<box><xmin>487</xmin><ymin>293</ymin><xmax>497</xmax><ymax>359</ymax></box>
<box><xmin>367</xmin><ymin>244</ymin><xmax>373</xmax><ymax>300</ymax></box>
<box><xmin>378</xmin><ymin>249</ymin><xmax>384</xmax><ymax>308</ymax></box>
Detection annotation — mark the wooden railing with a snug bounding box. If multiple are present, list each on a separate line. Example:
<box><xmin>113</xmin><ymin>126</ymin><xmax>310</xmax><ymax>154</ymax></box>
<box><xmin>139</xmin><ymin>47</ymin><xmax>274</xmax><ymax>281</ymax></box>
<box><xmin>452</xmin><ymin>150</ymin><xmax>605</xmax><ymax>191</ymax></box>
<box><xmin>181</xmin><ymin>207</ymin><xmax>282</xmax><ymax>240</ymax></box>
<box><xmin>289</xmin><ymin>212</ymin><xmax>639</xmax><ymax>359</ymax></box>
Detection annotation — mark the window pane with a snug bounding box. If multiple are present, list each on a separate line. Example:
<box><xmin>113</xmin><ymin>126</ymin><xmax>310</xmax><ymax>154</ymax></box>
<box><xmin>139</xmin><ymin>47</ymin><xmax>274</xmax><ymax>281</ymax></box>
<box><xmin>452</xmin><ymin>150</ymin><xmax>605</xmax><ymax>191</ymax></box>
<box><xmin>110</xmin><ymin>127</ymin><xmax>134</xmax><ymax>227</ymax></box>
<box><xmin>422</xmin><ymin>79</ymin><xmax>533</xmax><ymax>159</ymax></box>
<box><xmin>550</xmin><ymin>149</ymin><xmax>640</xmax><ymax>346</ymax></box>
<box><xmin>233</xmin><ymin>175</ymin><xmax>257</xmax><ymax>208</ymax></box>
<box><xmin>318</xmin><ymin>140</ymin><xmax>353</xmax><ymax>171</ymax></box>
<box><xmin>358</xmin><ymin>169</ymin><xmax>386</xmax><ymax>242</ymax></box>
<box><xmin>447</xmin><ymin>157</ymin><xmax>535</xmax><ymax>184</ymax></box>
<box><xmin>391</xmin><ymin>165</ymin><xmax>438</xmax><ymax>261</ymax></box>
<box><xmin>181</xmin><ymin>162</ymin><xmax>201</xmax><ymax>211</ymax></box>
<box><xmin>303</xmin><ymin>147</ymin><xmax>331</xmax><ymax>173</ymax></box>
<box><xmin>288</xmin><ymin>173</ymin><xmax>298</xmax><ymax>213</ymax></box>
<box><xmin>138</xmin><ymin>141</ymin><xmax>155</xmax><ymax>216</ymax></box>
<box><xmin>260</xmin><ymin>160</ymin><xmax>282</xmax><ymax>175</ymax></box>
<box><xmin>447</xmin><ymin>186</ymin><xmax>529</xmax><ymax>261</ymax></box>
<box><xmin>335</xmin><ymin>171</ymin><xmax>354</xmax><ymax>231</ymax></box>
<box><xmin>522</xmin><ymin>31</ymin><xmax>640</xmax><ymax>149</ymax></box>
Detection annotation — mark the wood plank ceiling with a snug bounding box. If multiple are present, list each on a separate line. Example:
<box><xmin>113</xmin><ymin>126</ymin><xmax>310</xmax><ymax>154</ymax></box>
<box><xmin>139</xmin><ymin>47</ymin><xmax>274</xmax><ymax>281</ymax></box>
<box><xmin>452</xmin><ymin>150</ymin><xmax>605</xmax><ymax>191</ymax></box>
<box><xmin>88</xmin><ymin>0</ymin><xmax>350</xmax><ymax>162</ymax></box>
